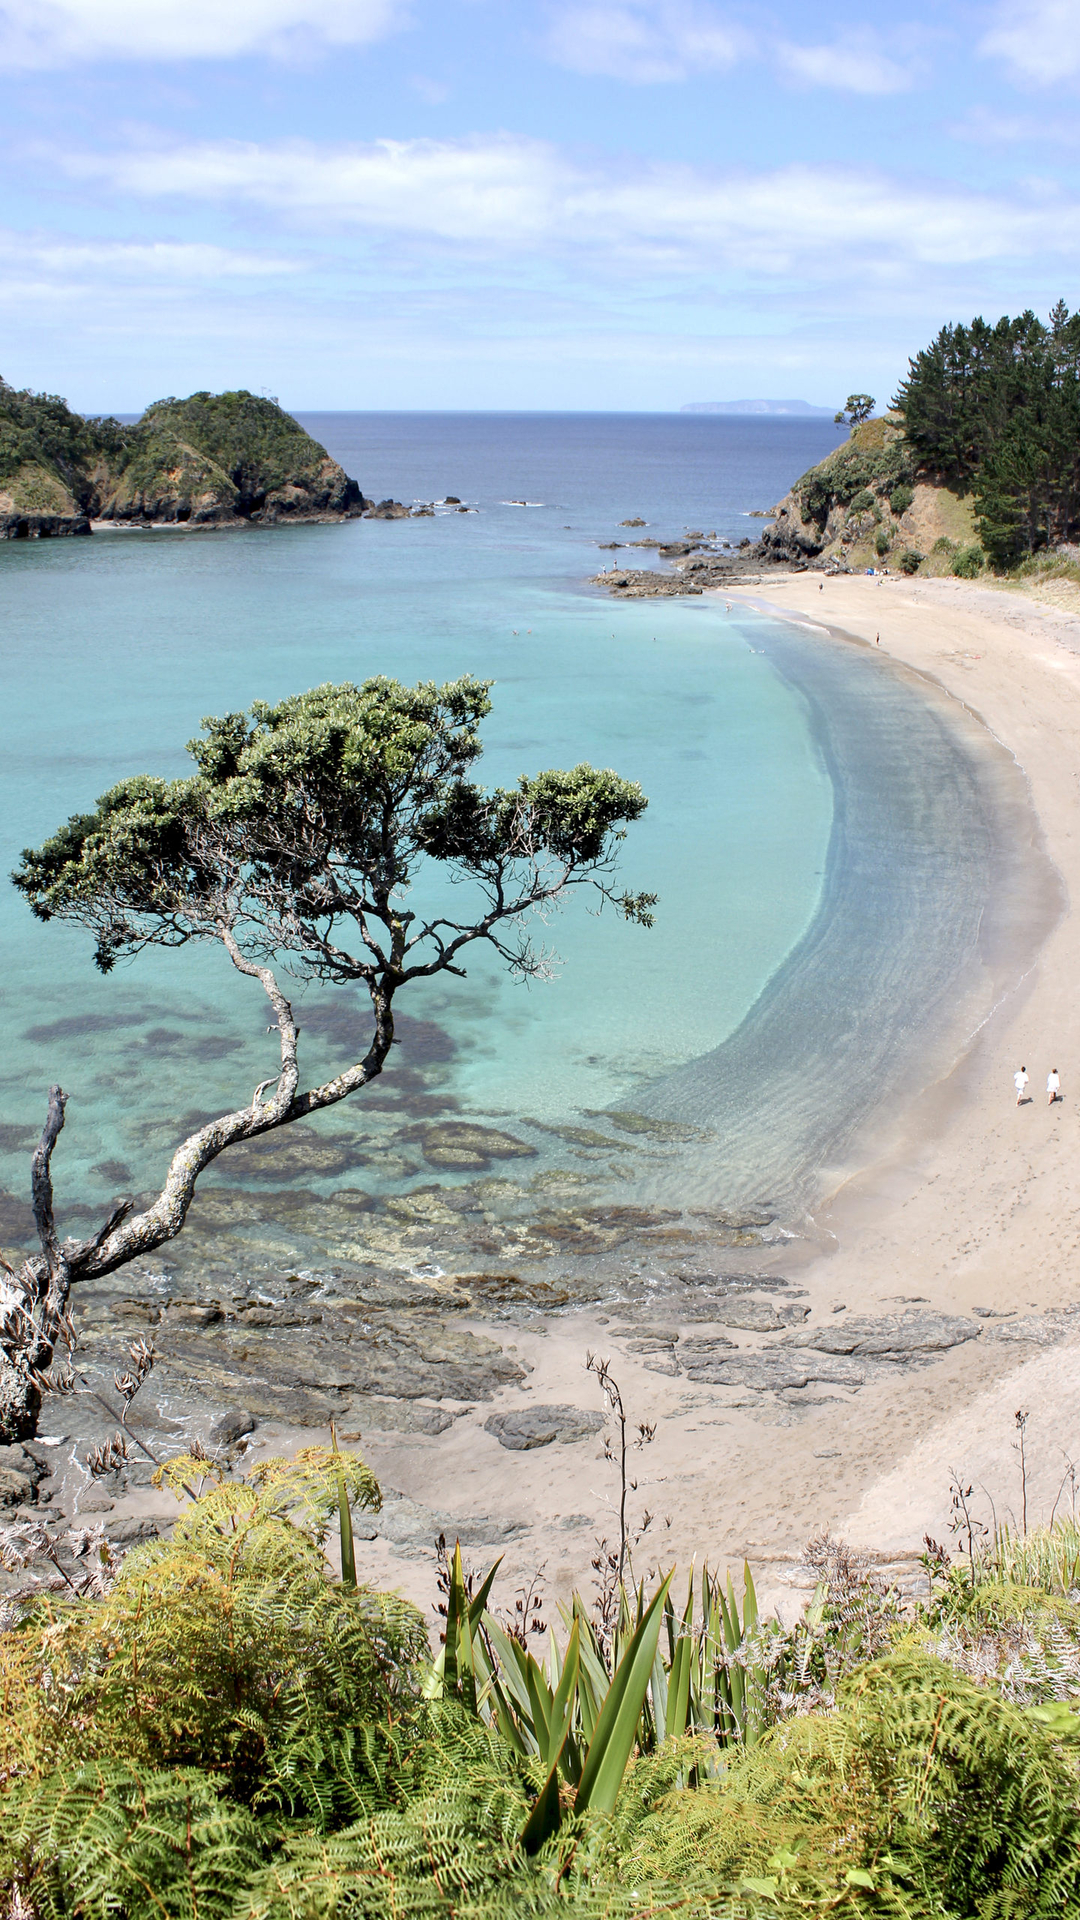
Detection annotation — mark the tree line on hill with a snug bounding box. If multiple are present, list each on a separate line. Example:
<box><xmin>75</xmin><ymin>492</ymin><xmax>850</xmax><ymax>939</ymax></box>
<box><xmin>894</xmin><ymin>299</ymin><xmax>1080</xmax><ymax>569</ymax></box>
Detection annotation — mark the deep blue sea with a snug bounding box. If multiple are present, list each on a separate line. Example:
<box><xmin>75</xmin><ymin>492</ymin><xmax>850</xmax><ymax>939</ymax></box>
<box><xmin>0</xmin><ymin>414</ymin><xmax>1021</xmax><ymax>1246</ymax></box>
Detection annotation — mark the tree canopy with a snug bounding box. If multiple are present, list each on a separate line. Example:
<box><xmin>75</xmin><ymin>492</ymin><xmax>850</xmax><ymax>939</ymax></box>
<box><xmin>2</xmin><ymin>675</ymin><xmax>654</xmax><ymax>1441</ymax></box>
<box><xmin>894</xmin><ymin>301</ymin><xmax>1080</xmax><ymax>566</ymax></box>
<box><xmin>14</xmin><ymin>674</ymin><xmax>653</xmax><ymax>983</ymax></box>
<box><xmin>833</xmin><ymin>394</ymin><xmax>875</xmax><ymax>431</ymax></box>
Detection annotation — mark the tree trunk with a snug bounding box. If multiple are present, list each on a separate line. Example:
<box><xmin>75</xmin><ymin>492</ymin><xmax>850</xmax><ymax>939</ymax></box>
<box><xmin>1</xmin><ymin>973</ymin><xmax>395</xmax><ymax>1445</ymax></box>
<box><xmin>0</xmin><ymin>1348</ymin><xmax>40</xmax><ymax>1444</ymax></box>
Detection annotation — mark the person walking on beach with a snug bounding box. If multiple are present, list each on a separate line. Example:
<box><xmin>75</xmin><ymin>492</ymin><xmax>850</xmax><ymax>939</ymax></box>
<box><xmin>1015</xmin><ymin>1066</ymin><xmax>1029</xmax><ymax>1105</ymax></box>
<box><xmin>1048</xmin><ymin>1067</ymin><xmax>1061</xmax><ymax>1106</ymax></box>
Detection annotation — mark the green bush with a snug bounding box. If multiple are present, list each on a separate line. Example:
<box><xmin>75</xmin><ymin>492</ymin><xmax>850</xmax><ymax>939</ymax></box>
<box><xmin>952</xmin><ymin>544</ymin><xmax>985</xmax><ymax>578</ymax></box>
<box><xmin>849</xmin><ymin>488</ymin><xmax>875</xmax><ymax>513</ymax></box>
<box><xmin>795</xmin><ymin>419</ymin><xmax>914</xmax><ymax>529</ymax></box>
<box><xmin>9</xmin><ymin>1461</ymin><xmax>1080</xmax><ymax>1920</ymax></box>
<box><xmin>874</xmin><ymin>529</ymin><xmax>890</xmax><ymax>557</ymax></box>
<box><xmin>888</xmin><ymin>482</ymin><xmax>915</xmax><ymax>515</ymax></box>
<box><xmin>899</xmin><ymin>548</ymin><xmax>923</xmax><ymax>574</ymax></box>
<box><xmin>932</xmin><ymin>535</ymin><xmax>956</xmax><ymax>553</ymax></box>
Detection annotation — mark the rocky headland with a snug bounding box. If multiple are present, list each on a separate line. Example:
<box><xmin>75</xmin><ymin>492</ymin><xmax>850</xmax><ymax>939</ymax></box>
<box><xmin>591</xmin><ymin>414</ymin><xmax>981</xmax><ymax>598</ymax></box>
<box><xmin>0</xmin><ymin>381</ymin><xmax>370</xmax><ymax>537</ymax></box>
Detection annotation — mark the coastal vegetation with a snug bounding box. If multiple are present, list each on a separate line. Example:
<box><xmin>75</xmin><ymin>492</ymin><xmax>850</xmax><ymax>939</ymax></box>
<box><xmin>1</xmin><ymin>676</ymin><xmax>654</xmax><ymax>1444</ymax></box>
<box><xmin>0</xmin><ymin>380</ymin><xmax>362</xmax><ymax>534</ymax></box>
<box><xmin>762</xmin><ymin>301</ymin><xmax>1080</xmax><ymax>580</ymax></box>
<box><xmin>4</xmin><ymin>1441</ymin><xmax>1080</xmax><ymax>1918</ymax></box>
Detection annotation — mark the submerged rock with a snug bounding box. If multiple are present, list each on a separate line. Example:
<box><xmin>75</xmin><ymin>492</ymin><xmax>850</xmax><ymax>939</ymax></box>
<box><xmin>409</xmin><ymin>1122</ymin><xmax>538</xmax><ymax>1170</ymax></box>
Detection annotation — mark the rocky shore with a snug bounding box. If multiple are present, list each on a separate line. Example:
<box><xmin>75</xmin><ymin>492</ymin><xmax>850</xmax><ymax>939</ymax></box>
<box><xmin>589</xmin><ymin>523</ymin><xmax>830</xmax><ymax>597</ymax></box>
<box><xmin>2</xmin><ymin>1086</ymin><xmax>1060</xmax><ymax>1612</ymax></box>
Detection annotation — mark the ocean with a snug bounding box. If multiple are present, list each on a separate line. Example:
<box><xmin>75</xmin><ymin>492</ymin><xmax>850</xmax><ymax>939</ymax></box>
<box><xmin>0</xmin><ymin>413</ymin><xmax>1029</xmax><ymax>1260</ymax></box>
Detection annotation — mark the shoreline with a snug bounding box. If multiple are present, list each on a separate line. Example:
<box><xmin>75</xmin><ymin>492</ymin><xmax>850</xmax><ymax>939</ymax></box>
<box><xmin>13</xmin><ymin>569</ymin><xmax>1080</xmax><ymax>1633</ymax></box>
<box><xmin>630</xmin><ymin>603</ymin><xmax>1057</xmax><ymax>1227</ymax></box>
<box><xmin>718</xmin><ymin>574</ymin><xmax>1080</xmax><ymax>1557</ymax></box>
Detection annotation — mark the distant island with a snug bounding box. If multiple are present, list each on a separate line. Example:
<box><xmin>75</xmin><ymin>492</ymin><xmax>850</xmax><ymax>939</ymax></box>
<box><xmin>0</xmin><ymin>383</ymin><xmax>369</xmax><ymax>538</ymax></box>
<box><xmin>680</xmin><ymin>399</ymin><xmax>836</xmax><ymax>416</ymax></box>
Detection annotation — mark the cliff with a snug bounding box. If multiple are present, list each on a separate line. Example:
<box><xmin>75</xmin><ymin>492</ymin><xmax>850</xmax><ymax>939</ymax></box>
<box><xmin>760</xmin><ymin>413</ymin><xmax>979</xmax><ymax>574</ymax></box>
<box><xmin>0</xmin><ymin>382</ymin><xmax>365</xmax><ymax>538</ymax></box>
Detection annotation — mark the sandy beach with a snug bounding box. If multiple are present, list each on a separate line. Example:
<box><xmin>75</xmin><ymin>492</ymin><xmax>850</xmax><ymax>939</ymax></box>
<box><xmin>718</xmin><ymin>573</ymin><xmax>1080</xmax><ymax>1569</ymax></box>
<box><xmin>299</xmin><ymin>569</ymin><xmax>1080</xmax><ymax>1621</ymax></box>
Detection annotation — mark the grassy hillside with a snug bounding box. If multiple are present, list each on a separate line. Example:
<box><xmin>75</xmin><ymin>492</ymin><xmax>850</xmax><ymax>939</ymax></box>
<box><xmin>764</xmin><ymin>414</ymin><xmax>982</xmax><ymax>578</ymax></box>
<box><xmin>0</xmin><ymin>380</ymin><xmax>363</xmax><ymax>536</ymax></box>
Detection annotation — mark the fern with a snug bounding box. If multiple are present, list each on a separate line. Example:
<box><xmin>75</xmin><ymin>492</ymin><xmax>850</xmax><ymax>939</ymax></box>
<box><xmin>5</xmin><ymin>1764</ymin><xmax>271</xmax><ymax>1920</ymax></box>
<box><xmin>7</xmin><ymin>1459</ymin><xmax>1080</xmax><ymax>1920</ymax></box>
<box><xmin>0</xmin><ymin>1449</ymin><xmax>427</xmax><ymax>1806</ymax></box>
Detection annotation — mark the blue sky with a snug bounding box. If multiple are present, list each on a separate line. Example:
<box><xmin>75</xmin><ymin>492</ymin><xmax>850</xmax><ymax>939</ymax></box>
<box><xmin>2</xmin><ymin>0</ymin><xmax>1079</xmax><ymax>410</ymax></box>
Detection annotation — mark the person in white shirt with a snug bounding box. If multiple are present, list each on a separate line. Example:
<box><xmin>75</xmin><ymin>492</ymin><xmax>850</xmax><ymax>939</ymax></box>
<box><xmin>1048</xmin><ymin>1068</ymin><xmax>1061</xmax><ymax>1106</ymax></box>
<box><xmin>1015</xmin><ymin>1066</ymin><xmax>1029</xmax><ymax>1105</ymax></box>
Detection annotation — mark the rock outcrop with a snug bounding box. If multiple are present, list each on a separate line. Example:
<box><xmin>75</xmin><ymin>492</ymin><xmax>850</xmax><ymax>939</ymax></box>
<box><xmin>591</xmin><ymin>414</ymin><xmax>982</xmax><ymax>597</ymax></box>
<box><xmin>0</xmin><ymin>378</ymin><xmax>366</xmax><ymax>537</ymax></box>
<box><xmin>760</xmin><ymin>414</ymin><xmax>978</xmax><ymax>574</ymax></box>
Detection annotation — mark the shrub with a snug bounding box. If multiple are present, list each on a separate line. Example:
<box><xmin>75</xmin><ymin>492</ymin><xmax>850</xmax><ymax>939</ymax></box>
<box><xmin>952</xmin><ymin>544</ymin><xmax>985</xmax><ymax>578</ymax></box>
<box><xmin>0</xmin><ymin>1448</ymin><xmax>428</xmax><ymax>1804</ymax></box>
<box><xmin>849</xmin><ymin>488</ymin><xmax>875</xmax><ymax>513</ymax></box>
<box><xmin>899</xmin><ymin>548</ymin><xmax>923</xmax><ymax>574</ymax></box>
<box><xmin>874</xmin><ymin>529</ymin><xmax>890</xmax><ymax>557</ymax></box>
<box><xmin>933</xmin><ymin>535</ymin><xmax>956</xmax><ymax>553</ymax></box>
<box><xmin>889</xmin><ymin>482</ymin><xmax>915</xmax><ymax>515</ymax></box>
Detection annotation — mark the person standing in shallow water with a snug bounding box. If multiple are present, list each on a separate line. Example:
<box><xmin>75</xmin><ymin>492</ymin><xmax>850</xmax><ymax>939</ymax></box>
<box><xmin>1015</xmin><ymin>1066</ymin><xmax>1029</xmax><ymax>1105</ymax></box>
<box><xmin>1048</xmin><ymin>1067</ymin><xmax>1061</xmax><ymax>1106</ymax></box>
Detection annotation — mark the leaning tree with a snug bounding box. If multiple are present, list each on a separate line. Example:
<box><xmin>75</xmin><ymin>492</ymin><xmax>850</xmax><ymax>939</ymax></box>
<box><xmin>1</xmin><ymin>675</ymin><xmax>654</xmax><ymax>1441</ymax></box>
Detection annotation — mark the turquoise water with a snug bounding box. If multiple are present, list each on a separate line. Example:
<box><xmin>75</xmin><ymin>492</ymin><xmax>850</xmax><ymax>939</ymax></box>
<box><xmin>0</xmin><ymin>414</ymin><xmax>841</xmax><ymax>1224</ymax></box>
<box><xmin>0</xmin><ymin>413</ymin><xmax>1034</xmax><ymax>1247</ymax></box>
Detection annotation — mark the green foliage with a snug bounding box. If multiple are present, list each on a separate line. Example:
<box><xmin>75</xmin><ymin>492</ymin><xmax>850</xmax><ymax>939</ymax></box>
<box><xmin>0</xmin><ymin>377</ymin><xmax>113</xmax><ymax>501</ymax></box>
<box><xmin>874</xmin><ymin>529</ymin><xmax>890</xmax><ymax>557</ymax></box>
<box><xmin>0</xmin><ymin>1448</ymin><xmax>424</xmax><ymax>1809</ymax></box>
<box><xmin>13</xmin><ymin>676</ymin><xmax>653</xmax><ymax>981</ymax></box>
<box><xmin>133</xmin><ymin>390</ymin><xmax>336</xmax><ymax>505</ymax></box>
<box><xmin>794</xmin><ymin>418</ymin><xmax>913</xmax><ymax>530</ymax></box>
<box><xmin>898</xmin><ymin>548</ymin><xmax>923</xmax><ymax>575</ymax></box>
<box><xmin>887</xmin><ymin>482</ymin><xmax>914</xmax><ymax>516</ymax></box>
<box><xmin>835</xmin><ymin>394</ymin><xmax>876</xmax><ymax>430</ymax></box>
<box><xmin>849</xmin><ymin>488</ymin><xmax>875</xmax><ymax>514</ymax></box>
<box><xmin>429</xmin><ymin>1543</ymin><xmax>676</xmax><ymax>1847</ymax></box>
<box><xmin>895</xmin><ymin>300</ymin><xmax>1080</xmax><ymax>563</ymax></box>
<box><xmin>952</xmin><ymin>544</ymin><xmax>985</xmax><ymax>578</ymax></box>
<box><xmin>610</xmin><ymin>1655</ymin><xmax>1080</xmax><ymax>1917</ymax></box>
<box><xmin>988</xmin><ymin>1516</ymin><xmax>1080</xmax><ymax>1595</ymax></box>
<box><xmin>0</xmin><ymin>377</ymin><xmax>355</xmax><ymax>522</ymax></box>
<box><xmin>8</xmin><ymin>1484</ymin><xmax>1080</xmax><ymax>1920</ymax></box>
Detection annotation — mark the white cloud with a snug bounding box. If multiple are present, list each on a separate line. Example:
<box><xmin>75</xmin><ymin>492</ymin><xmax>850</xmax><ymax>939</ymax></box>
<box><xmin>543</xmin><ymin>0</ymin><xmax>749</xmax><ymax>83</ymax></box>
<box><xmin>980</xmin><ymin>0</ymin><xmax>1080</xmax><ymax>83</ymax></box>
<box><xmin>0</xmin><ymin>0</ymin><xmax>408</xmax><ymax>70</ymax></box>
<box><xmin>53</xmin><ymin>135</ymin><xmax>1080</xmax><ymax>277</ymax></box>
<box><xmin>2</xmin><ymin>235</ymin><xmax>301</xmax><ymax>279</ymax></box>
<box><xmin>777</xmin><ymin>34</ymin><xmax>915</xmax><ymax>95</ymax></box>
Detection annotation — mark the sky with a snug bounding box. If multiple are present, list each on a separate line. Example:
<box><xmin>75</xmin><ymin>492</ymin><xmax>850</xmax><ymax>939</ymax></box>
<box><xmin>2</xmin><ymin>0</ymin><xmax>1079</xmax><ymax>410</ymax></box>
